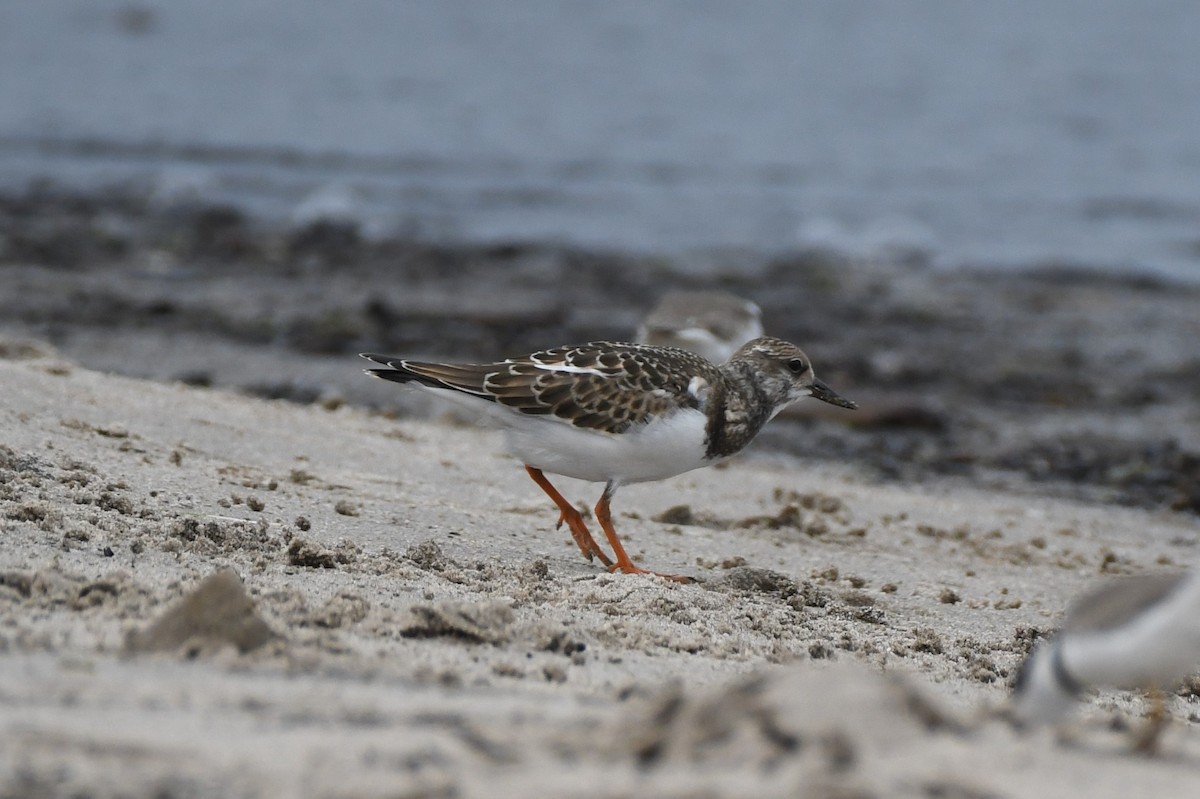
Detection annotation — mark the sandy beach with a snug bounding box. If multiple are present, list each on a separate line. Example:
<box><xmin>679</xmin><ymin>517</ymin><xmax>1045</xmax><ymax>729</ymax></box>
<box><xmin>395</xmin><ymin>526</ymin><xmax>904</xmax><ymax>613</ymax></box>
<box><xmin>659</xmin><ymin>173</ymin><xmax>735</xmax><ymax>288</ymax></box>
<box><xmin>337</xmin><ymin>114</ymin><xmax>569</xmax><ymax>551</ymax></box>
<box><xmin>3</xmin><ymin>231</ymin><xmax>1200</xmax><ymax>796</ymax></box>
<box><xmin>5</xmin><ymin>5</ymin><xmax>1200</xmax><ymax>794</ymax></box>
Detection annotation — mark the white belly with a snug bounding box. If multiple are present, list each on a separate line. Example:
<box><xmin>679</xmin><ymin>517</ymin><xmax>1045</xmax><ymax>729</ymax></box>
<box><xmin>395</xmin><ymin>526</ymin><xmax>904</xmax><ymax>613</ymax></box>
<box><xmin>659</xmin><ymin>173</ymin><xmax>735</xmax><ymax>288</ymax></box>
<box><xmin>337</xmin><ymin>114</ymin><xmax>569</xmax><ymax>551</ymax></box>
<box><xmin>1066</xmin><ymin>577</ymin><xmax>1200</xmax><ymax>689</ymax></box>
<box><xmin>501</xmin><ymin>407</ymin><xmax>713</xmax><ymax>485</ymax></box>
<box><xmin>405</xmin><ymin>383</ymin><xmax>714</xmax><ymax>485</ymax></box>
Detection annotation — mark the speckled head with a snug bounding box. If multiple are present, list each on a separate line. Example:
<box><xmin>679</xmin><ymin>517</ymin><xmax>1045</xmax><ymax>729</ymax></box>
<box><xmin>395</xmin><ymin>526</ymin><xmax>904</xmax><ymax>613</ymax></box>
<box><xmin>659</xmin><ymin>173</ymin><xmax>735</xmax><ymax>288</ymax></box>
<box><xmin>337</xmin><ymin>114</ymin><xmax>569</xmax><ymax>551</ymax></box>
<box><xmin>728</xmin><ymin>337</ymin><xmax>857</xmax><ymax>411</ymax></box>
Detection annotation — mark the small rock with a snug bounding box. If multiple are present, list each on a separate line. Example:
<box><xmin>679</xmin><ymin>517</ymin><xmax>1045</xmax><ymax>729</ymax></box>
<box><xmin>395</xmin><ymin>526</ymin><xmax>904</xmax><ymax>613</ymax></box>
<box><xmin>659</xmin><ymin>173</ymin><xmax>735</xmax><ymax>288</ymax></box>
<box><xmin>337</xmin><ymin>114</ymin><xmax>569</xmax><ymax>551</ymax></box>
<box><xmin>654</xmin><ymin>505</ymin><xmax>695</xmax><ymax>525</ymax></box>
<box><xmin>712</xmin><ymin>566</ymin><xmax>799</xmax><ymax>598</ymax></box>
<box><xmin>406</xmin><ymin>539</ymin><xmax>453</xmax><ymax>572</ymax></box>
<box><xmin>398</xmin><ymin>600</ymin><xmax>514</xmax><ymax>643</ymax></box>
<box><xmin>311</xmin><ymin>593</ymin><xmax>370</xmax><ymax>629</ymax></box>
<box><xmin>126</xmin><ymin>569</ymin><xmax>276</xmax><ymax>655</ymax></box>
<box><xmin>938</xmin><ymin>588</ymin><xmax>961</xmax><ymax>605</ymax></box>
<box><xmin>287</xmin><ymin>537</ymin><xmax>338</xmax><ymax>568</ymax></box>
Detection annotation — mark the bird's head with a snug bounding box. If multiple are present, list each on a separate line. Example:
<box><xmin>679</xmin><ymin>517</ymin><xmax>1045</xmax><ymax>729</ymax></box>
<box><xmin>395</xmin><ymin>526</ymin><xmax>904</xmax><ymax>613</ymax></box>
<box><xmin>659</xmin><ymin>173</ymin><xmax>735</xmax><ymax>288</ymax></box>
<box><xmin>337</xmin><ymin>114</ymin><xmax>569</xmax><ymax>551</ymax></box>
<box><xmin>729</xmin><ymin>337</ymin><xmax>857</xmax><ymax>411</ymax></box>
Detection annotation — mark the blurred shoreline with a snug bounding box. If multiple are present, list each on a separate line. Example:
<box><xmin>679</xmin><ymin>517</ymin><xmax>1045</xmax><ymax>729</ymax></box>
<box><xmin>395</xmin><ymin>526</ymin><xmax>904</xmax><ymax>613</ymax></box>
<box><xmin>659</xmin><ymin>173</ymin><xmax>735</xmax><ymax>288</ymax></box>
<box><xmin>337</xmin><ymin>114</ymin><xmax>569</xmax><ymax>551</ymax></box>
<box><xmin>4</xmin><ymin>2</ymin><xmax>1200</xmax><ymax>280</ymax></box>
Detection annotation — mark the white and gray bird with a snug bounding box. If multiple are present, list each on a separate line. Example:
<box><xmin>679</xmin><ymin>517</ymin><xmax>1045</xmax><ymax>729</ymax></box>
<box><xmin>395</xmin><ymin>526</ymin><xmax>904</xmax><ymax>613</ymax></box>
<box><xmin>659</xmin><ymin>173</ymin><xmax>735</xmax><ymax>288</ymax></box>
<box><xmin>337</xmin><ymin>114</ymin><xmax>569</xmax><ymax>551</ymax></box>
<box><xmin>636</xmin><ymin>290</ymin><xmax>764</xmax><ymax>364</ymax></box>
<box><xmin>1011</xmin><ymin>570</ymin><xmax>1200</xmax><ymax>744</ymax></box>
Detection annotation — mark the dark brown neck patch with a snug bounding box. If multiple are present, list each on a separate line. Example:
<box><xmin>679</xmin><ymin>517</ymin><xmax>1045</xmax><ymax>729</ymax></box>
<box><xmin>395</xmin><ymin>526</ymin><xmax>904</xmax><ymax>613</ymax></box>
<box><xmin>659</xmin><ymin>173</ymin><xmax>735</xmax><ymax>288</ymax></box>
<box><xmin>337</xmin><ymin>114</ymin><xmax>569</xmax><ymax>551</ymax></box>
<box><xmin>703</xmin><ymin>363</ymin><xmax>776</xmax><ymax>459</ymax></box>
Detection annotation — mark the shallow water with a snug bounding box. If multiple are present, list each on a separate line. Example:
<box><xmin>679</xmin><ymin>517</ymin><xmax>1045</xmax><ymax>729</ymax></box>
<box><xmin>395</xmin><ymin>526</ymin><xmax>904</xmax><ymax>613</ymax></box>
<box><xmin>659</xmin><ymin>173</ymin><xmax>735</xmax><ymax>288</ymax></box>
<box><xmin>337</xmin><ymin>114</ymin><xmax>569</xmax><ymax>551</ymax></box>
<box><xmin>2</xmin><ymin>1</ymin><xmax>1199</xmax><ymax>277</ymax></box>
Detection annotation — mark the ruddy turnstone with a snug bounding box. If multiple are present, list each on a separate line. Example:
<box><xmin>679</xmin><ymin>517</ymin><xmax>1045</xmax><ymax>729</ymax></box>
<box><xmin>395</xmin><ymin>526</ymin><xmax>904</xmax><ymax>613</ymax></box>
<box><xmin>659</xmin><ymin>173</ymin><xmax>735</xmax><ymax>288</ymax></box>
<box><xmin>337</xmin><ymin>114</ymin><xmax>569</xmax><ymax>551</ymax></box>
<box><xmin>361</xmin><ymin>337</ymin><xmax>855</xmax><ymax>580</ymax></box>
<box><xmin>1011</xmin><ymin>571</ymin><xmax>1200</xmax><ymax>751</ymax></box>
<box><xmin>636</xmin><ymin>290</ymin><xmax>764</xmax><ymax>364</ymax></box>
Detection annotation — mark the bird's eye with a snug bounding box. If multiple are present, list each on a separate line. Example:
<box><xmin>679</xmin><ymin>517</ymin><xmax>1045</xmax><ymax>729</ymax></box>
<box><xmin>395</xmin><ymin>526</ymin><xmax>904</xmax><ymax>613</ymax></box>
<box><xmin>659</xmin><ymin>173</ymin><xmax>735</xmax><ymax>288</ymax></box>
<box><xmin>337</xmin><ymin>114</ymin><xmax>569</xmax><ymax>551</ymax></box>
<box><xmin>787</xmin><ymin>358</ymin><xmax>809</xmax><ymax>375</ymax></box>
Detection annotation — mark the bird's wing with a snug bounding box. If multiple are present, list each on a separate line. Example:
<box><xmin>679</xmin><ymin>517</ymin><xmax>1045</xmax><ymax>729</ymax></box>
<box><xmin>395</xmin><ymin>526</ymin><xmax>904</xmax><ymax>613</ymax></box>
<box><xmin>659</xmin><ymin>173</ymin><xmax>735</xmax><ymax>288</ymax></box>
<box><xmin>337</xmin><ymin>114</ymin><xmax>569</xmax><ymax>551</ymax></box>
<box><xmin>366</xmin><ymin>343</ymin><xmax>717</xmax><ymax>434</ymax></box>
<box><xmin>1063</xmin><ymin>572</ymin><xmax>1191</xmax><ymax>634</ymax></box>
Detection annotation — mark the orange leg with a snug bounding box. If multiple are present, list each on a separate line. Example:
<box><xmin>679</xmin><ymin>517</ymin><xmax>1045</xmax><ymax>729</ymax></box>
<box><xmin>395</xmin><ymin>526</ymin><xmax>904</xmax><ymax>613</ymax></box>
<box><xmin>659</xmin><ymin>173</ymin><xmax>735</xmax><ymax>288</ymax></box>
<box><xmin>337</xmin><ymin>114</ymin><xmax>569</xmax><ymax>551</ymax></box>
<box><xmin>594</xmin><ymin>482</ymin><xmax>692</xmax><ymax>583</ymax></box>
<box><xmin>524</xmin><ymin>466</ymin><xmax>613</xmax><ymax>567</ymax></box>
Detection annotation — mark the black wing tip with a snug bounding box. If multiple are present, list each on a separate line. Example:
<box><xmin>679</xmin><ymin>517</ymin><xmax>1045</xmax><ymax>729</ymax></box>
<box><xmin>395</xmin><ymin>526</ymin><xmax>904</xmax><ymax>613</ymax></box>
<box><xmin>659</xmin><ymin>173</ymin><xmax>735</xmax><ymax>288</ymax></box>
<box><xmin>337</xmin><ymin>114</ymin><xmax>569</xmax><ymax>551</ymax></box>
<box><xmin>364</xmin><ymin>367</ymin><xmax>423</xmax><ymax>385</ymax></box>
<box><xmin>359</xmin><ymin>353</ymin><xmax>407</xmax><ymax>380</ymax></box>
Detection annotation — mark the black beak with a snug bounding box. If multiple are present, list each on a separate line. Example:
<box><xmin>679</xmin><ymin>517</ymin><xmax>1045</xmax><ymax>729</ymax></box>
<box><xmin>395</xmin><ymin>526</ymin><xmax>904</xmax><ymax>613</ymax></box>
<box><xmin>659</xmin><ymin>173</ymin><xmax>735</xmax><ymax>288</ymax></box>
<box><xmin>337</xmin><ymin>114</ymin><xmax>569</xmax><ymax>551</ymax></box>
<box><xmin>809</xmin><ymin>379</ymin><xmax>857</xmax><ymax>410</ymax></box>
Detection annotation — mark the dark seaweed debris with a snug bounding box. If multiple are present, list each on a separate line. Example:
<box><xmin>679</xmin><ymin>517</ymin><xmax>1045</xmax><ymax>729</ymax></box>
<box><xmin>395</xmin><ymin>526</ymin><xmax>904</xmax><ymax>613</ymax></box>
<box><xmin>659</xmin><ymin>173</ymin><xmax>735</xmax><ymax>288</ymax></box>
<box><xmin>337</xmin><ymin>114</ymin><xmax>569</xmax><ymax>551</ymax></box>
<box><xmin>3</xmin><ymin>186</ymin><xmax>1200</xmax><ymax>517</ymax></box>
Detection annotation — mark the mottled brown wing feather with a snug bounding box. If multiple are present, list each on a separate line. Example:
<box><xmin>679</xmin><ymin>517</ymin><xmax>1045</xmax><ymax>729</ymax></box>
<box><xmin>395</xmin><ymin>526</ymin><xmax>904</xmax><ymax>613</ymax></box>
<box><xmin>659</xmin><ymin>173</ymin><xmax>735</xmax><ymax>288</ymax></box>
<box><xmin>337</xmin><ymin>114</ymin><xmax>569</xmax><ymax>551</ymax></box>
<box><xmin>392</xmin><ymin>361</ymin><xmax>497</xmax><ymax>396</ymax></box>
<box><xmin>516</xmin><ymin>342</ymin><xmax>718</xmax><ymax>432</ymax></box>
<box><xmin>400</xmin><ymin>342</ymin><xmax>719</xmax><ymax>434</ymax></box>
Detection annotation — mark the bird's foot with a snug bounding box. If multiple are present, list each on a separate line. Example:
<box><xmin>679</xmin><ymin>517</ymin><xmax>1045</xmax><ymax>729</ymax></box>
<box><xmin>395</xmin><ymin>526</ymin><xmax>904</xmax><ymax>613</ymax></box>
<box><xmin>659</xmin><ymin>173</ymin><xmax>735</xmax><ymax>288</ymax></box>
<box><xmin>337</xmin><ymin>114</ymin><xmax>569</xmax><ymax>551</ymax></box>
<box><xmin>607</xmin><ymin>560</ymin><xmax>693</xmax><ymax>583</ymax></box>
<box><xmin>525</xmin><ymin>466</ymin><xmax>613</xmax><ymax>567</ymax></box>
<box><xmin>558</xmin><ymin>511</ymin><xmax>613</xmax><ymax>567</ymax></box>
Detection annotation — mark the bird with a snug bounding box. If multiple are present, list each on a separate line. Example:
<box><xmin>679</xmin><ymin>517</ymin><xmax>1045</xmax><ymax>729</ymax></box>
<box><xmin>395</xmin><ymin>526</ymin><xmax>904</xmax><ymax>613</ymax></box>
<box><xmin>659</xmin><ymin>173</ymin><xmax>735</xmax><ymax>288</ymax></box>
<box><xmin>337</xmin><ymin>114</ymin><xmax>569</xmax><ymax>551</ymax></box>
<box><xmin>636</xmin><ymin>290</ymin><xmax>764</xmax><ymax>364</ymax></box>
<box><xmin>361</xmin><ymin>336</ymin><xmax>856</xmax><ymax>580</ymax></box>
<box><xmin>1010</xmin><ymin>570</ymin><xmax>1200</xmax><ymax>751</ymax></box>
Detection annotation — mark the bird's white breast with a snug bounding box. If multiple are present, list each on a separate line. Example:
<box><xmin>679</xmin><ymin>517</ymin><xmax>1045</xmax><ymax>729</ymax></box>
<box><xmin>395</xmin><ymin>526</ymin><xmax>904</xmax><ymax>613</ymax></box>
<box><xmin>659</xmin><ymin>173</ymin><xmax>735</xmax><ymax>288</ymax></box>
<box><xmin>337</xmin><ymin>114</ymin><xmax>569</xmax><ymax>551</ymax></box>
<box><xmin>501</xmin><ymin>407</ymin><xmax>712</xmax><ymax>485</ymax></box>
<box><xmin>402</xmin><ymin>382</ymin><xmax>713</xmax><ymax>485</ymax></box>
<box><xmin>1064</xmin><ymin>575</ymin><xmax>1200</xmax><ymax>689</ymax></box>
